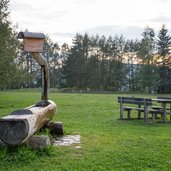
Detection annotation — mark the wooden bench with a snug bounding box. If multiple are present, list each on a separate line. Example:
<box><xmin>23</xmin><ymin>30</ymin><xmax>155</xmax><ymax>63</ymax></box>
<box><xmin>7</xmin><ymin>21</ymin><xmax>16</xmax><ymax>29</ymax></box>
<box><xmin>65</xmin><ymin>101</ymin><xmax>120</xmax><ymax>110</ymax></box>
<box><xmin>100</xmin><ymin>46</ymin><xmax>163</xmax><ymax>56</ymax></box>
<box><xmin>118</xmin><ymin>96</ymin><xmax>152</xmax><ymax>121</ymax></box>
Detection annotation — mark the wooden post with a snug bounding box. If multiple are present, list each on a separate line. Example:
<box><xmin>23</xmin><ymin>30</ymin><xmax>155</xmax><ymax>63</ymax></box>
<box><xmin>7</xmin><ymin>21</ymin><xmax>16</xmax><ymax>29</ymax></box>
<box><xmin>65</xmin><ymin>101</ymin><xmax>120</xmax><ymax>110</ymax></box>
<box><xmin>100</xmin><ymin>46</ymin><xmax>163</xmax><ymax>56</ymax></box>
<box><xmin>32</xmin><ymin>52</ymin><xmax>49</xmax><ymax>102</ymax></box>
<box><xmin>138</xmin><ymin>104</ymin><xmax>141</xmax><ymax>119</ymax></box>
<box><xmin>127</xmin><ymin>110</ymin><xmax>131</xmax><ymax>119</ymax></box>
<box><xmin>0</xmin><ymin>100</ymin><xmax>56</xmax><ymax>146</ymax></box>
<box><xmin>120</xmin><ymin>97</ymin><xmax>124</xmax><ymax>119</ymax></box>
<box><xmin>144</xmin><ymin>98</ymin><xmax>148</xmax><ymax>122</ymax></box>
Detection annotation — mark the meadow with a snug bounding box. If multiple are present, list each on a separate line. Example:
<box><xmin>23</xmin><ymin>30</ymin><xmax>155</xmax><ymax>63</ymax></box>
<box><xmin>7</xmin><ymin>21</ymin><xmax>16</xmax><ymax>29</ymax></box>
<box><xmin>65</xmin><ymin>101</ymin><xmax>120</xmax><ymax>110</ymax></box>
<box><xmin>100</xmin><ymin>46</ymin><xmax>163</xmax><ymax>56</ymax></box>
<box><xmin>0</xmin><ymin>91</ymin><xmax>171</xmax><ymax>171</ymax></box>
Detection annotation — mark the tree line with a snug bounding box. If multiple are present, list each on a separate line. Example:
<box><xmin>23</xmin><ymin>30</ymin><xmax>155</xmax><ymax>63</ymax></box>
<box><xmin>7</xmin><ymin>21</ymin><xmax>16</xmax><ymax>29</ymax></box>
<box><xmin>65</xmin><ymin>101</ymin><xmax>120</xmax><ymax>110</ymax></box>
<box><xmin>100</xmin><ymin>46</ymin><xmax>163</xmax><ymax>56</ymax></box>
<box><xmin>61</xmin><ymin>27</ymin><xmax>171</xmax><ymax>93</ymax></box>
<box><xmin>0</xmin><ymin>0</ymin><xmax>171</xmax><ymax>93</ymax></box>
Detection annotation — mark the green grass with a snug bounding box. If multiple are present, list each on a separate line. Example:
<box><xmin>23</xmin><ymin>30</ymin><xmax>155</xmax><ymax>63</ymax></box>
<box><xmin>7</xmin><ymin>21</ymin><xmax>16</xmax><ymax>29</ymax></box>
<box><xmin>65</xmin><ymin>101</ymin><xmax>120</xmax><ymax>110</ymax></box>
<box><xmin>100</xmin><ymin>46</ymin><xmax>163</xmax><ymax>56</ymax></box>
<box><xmin>0</xmin><ymin>91</ymin><xmax>171</xmax><ymax>170</ymax></box>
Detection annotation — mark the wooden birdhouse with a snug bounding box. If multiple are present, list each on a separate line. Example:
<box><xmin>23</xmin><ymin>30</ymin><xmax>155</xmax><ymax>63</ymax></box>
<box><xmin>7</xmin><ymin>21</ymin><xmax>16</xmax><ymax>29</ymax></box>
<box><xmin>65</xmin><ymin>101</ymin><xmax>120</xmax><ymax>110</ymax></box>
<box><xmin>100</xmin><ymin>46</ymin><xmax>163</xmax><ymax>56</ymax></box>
<box><xmin>18</xmin><ymin>32</ymin><xmax>45</xmax><ymax>52</ymax></box>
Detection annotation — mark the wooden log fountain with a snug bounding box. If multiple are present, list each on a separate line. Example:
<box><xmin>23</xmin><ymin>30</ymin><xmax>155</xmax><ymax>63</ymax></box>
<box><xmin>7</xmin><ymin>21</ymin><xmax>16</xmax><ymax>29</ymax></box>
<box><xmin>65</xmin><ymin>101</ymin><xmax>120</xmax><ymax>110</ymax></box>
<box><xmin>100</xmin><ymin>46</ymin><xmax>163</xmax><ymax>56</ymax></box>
<box><xmin>0</xmin><ymin>32</ymin><xmax>57</xmax><ymax>146</ymax></box>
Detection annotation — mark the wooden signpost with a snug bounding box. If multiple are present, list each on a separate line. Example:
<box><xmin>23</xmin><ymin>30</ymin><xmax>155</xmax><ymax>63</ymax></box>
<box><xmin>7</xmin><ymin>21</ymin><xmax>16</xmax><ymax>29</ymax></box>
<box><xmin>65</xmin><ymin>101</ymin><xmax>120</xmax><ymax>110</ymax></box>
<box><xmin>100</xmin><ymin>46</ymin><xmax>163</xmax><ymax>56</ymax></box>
<box><xmin>0</xmin><ymin>32</ymin><xmax>59</xmax><ymax>147</ymax></box>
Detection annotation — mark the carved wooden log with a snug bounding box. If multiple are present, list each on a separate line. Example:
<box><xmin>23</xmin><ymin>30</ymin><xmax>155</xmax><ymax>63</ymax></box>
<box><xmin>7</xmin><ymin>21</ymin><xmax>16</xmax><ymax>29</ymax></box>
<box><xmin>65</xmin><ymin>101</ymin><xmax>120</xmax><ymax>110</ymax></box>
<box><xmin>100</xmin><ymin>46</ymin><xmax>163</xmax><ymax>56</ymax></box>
<box><xmin>0</xmin><ymin>100</ymin><xmax>56</xmax><ymax>146</ymax></box>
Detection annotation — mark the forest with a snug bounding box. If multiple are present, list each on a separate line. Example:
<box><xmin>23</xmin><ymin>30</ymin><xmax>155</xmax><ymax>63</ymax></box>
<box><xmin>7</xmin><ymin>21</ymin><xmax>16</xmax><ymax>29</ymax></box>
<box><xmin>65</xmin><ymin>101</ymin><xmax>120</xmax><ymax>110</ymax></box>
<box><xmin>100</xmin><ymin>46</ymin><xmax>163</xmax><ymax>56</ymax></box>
<box><xmin>1</xmin><ymin>0</ymin><xmax>171</xmax><ymax>93</ymax></box>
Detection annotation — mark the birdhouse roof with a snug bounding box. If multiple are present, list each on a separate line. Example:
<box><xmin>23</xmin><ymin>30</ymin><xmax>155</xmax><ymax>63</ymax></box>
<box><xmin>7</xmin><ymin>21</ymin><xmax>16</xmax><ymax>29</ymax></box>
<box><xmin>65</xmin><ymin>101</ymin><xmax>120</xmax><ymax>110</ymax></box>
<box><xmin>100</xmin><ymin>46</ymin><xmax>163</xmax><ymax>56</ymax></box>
<box><xmin>17</xmin><ymin>32</ymin><xmax>45</xmax><ymax>39</ymax></box>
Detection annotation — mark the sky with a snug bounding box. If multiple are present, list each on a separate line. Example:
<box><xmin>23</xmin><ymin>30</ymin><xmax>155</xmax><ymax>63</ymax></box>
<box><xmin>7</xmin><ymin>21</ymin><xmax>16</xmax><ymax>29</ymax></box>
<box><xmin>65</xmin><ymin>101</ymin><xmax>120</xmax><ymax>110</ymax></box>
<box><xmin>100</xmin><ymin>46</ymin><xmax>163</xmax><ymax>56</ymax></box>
<box><xmin>9</xmin><ymin>0</ymin><xmax>171</xmax><ymax>45</ymax></box>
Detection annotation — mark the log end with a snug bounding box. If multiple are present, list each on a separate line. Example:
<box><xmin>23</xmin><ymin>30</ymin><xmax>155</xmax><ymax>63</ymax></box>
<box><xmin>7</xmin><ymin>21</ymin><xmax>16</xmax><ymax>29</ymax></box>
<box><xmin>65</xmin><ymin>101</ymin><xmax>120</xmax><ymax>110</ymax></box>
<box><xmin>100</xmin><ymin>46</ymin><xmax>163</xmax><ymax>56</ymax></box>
<box><xmin>0</xmin><ymin>119</ymin><xmax>29</xmax><ymax>146</ymax></box>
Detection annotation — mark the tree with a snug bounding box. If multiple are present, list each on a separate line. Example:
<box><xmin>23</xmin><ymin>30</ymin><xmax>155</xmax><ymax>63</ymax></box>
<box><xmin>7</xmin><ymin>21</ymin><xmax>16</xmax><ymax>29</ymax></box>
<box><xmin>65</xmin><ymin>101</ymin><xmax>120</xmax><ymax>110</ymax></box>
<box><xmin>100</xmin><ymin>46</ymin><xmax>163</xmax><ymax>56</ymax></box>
<box><xmin>138</xmin><ymin>27</ymin><xmax>155</xmax><ymax>64</ymax></box>
<box><xmin>62</xmin><ymin>33</ymin><xmax>89</xmax><ymax>88</ymax></box>
<box><xmin>137</xmin><ymin>27</ymin><xmax>158</xmax><ymax>93</ymax></box>
<box><xmin>87</xmin><ymin>55</ymin><xmax>100</xmax><ymax>89</ymax></box>
<box><xmin>43</xmin><ymin>36</ymin><xmax>60</xmax><ymax>88</ymax></box>
<box><xmin>113</xmin><ymin>35</ymin><xmax>127</xmax><ymax>91</ymax></box>
<box><xmin>106</xmin><ymin>35</ymin><xmax>126</xmax><ymax>91</ymax></box>
<box><xmin>157</xmin><ymin>24</ymin><xmax>171</xmax><ymax>63</ymax></box>
<box><xmin>124</xmin><ymin>39</ymin><xmax>140</xmax><ymax>91</ymax></box>
<box><xmin>98</xmin><ymin>35</ymin><xmax>108</xmax><ymax>89</ymax></box>
<box><xmin>157</xmin><ymin>25</ymin><xmax>171</xmax><ymax>93</ymax></box>
<box><xmin>0</xmin><ymin>0</ymin><xmax>19</xmax><ymax>89</ymax></box>
<box><xmin>58</xmin><ymin>43</ymin><xmax>69</xmax><ymax>88</ymax></box>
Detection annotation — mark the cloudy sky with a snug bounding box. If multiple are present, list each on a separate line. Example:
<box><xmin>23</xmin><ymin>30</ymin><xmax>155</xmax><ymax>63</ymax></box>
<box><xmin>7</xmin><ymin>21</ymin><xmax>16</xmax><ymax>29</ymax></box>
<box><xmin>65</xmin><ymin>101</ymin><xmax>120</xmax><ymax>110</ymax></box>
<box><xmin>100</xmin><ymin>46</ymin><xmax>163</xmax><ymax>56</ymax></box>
<box><xmin>10</xmin><ymin>0</ymin><xmax>171</xmax><ymax>45</ymax></box>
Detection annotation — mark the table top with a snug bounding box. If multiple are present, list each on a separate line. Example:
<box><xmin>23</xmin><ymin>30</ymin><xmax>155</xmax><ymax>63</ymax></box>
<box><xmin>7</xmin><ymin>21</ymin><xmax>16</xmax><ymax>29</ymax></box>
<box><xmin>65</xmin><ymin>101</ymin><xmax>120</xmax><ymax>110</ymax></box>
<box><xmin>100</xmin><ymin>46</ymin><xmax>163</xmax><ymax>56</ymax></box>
<box><xmin>152</xmin><ymin>98</ymin><xmax>171</xmax><ymax>103</ymax></box>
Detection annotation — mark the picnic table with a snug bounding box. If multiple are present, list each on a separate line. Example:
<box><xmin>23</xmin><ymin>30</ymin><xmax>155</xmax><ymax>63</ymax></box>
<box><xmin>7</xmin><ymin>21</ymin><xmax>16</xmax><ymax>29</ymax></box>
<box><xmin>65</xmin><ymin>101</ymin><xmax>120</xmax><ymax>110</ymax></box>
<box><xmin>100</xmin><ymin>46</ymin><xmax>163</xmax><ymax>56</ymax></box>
<box><xmin>118</xmin><ymin>96</ymin><xmax>171</xmax><ymax>122</ymax></box>
<box><xmin>152</xmin><ymin>98</ymin><xmax>171</xmax><ymax>122</ymax></box>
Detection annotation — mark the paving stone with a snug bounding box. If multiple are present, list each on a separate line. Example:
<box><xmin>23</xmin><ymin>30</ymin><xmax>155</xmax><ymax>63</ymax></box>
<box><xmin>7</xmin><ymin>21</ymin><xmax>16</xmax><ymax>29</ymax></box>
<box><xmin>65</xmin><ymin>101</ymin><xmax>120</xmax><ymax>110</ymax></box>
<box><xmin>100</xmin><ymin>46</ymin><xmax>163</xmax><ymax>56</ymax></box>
<box><xmin>52</xmin><ymin>135</ymin><xmax>81</xmax><ymax>146</ymax></box>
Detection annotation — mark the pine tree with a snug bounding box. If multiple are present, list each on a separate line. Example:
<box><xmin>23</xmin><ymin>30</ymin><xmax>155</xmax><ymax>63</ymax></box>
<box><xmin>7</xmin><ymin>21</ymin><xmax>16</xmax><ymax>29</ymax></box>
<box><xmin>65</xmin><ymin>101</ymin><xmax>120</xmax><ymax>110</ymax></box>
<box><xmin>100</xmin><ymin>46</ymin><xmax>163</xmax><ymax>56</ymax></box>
<box><xmin>124</xmin><ymin>39</ymin><xmax>140</xmax><ymax>91</ymax></box>
<box><xmin>157</xmin><ymin>24</ymin><xmax>171</xmax><ymax>63</ymax></box>
<box><xmin>157</xmin><ymin>25</ymin><xmax>171</xmax><ymax>93</ymax></box>
<box><xmin>42</xmin><ymin>36</ymin><xmax>61</xmax><ymax>88</ymax></box>
<box><xmin>137</xmin><ymin>27</ymin><xmax>158</xmax><ymax>93</ymax></box>
<box><xmin>138</xmin><ymin>27</ymin><xmax>155</xmax><ymax>64</ymax></box>
<box><xmin>62</xmin><ymin>33</ymin><xmax>89</xmax><ymax>88</ymax></box>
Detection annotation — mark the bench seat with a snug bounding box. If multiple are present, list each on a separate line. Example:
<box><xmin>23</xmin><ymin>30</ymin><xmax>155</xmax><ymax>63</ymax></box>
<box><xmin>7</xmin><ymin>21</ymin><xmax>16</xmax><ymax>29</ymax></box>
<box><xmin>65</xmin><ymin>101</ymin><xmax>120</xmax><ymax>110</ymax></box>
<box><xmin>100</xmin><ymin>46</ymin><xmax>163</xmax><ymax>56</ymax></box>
<box><xmin>118</xmin><ymin>96</ymin><xmax>152</xmax><ymax>121</ymax></box>
<box><xmin>123</xmin><ymin>107</ymin><xmax>144</xmax><ymax>111</ymax></box>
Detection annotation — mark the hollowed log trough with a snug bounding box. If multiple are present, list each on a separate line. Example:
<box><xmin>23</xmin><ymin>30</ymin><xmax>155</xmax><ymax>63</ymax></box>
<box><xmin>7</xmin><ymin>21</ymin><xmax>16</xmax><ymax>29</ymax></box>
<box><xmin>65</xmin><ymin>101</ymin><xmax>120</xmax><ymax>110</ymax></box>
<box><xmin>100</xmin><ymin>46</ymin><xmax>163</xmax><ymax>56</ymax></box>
<box><xmin>0</xmin><ymin>32</ymin><xmax>58</xmax><ymax>146</ymax></box>
<box><xmin>0</xmin><ymin>100</ymin><xmax>56</xmax><ymax>146</ymax></box>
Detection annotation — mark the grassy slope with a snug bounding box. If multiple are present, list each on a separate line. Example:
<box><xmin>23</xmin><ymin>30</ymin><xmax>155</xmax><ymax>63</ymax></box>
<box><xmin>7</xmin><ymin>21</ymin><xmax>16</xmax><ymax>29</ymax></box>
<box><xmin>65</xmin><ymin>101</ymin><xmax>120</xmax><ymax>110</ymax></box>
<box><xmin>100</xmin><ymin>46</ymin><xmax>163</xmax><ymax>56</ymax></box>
<box><xmin>0</xmin><ymin>91</ymin><xmax>171</xmax><ymax>171</ymax></box>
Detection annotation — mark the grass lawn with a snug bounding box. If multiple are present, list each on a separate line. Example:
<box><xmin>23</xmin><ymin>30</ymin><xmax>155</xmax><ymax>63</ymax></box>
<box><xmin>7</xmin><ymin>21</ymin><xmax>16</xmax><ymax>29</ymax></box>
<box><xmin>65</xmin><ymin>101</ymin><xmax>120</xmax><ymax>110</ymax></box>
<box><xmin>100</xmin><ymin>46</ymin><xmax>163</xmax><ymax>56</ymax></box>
<box><xmin>0</xmin><ymin>91</ymin><xmax>171</xmax><ymax>170</ymax></box>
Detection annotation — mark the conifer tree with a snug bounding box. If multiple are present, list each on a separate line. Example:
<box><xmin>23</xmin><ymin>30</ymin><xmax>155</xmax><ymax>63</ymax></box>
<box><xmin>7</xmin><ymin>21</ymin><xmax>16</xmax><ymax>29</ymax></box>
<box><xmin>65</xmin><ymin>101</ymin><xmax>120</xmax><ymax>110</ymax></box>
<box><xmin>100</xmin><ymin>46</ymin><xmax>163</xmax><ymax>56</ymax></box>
<box><xmin>157</xmin><ymin>25</ymin><xmax>171</xmax><ymax>93</ymax></box>
<box><xmin>137</xmin><ymin>27</ymin><xmax>158</xmax><ymax>93</ymax></box>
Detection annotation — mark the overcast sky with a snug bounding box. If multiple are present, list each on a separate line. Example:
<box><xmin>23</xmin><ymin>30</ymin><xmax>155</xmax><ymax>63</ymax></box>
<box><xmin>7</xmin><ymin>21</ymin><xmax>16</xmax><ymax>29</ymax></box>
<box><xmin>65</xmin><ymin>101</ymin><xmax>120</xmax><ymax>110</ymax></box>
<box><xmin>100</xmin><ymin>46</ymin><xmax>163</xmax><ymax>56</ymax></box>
<box><xmin>10</xmin><ymin>0</ymin><xmax>171</xmax><ymax>45</ymax></box>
